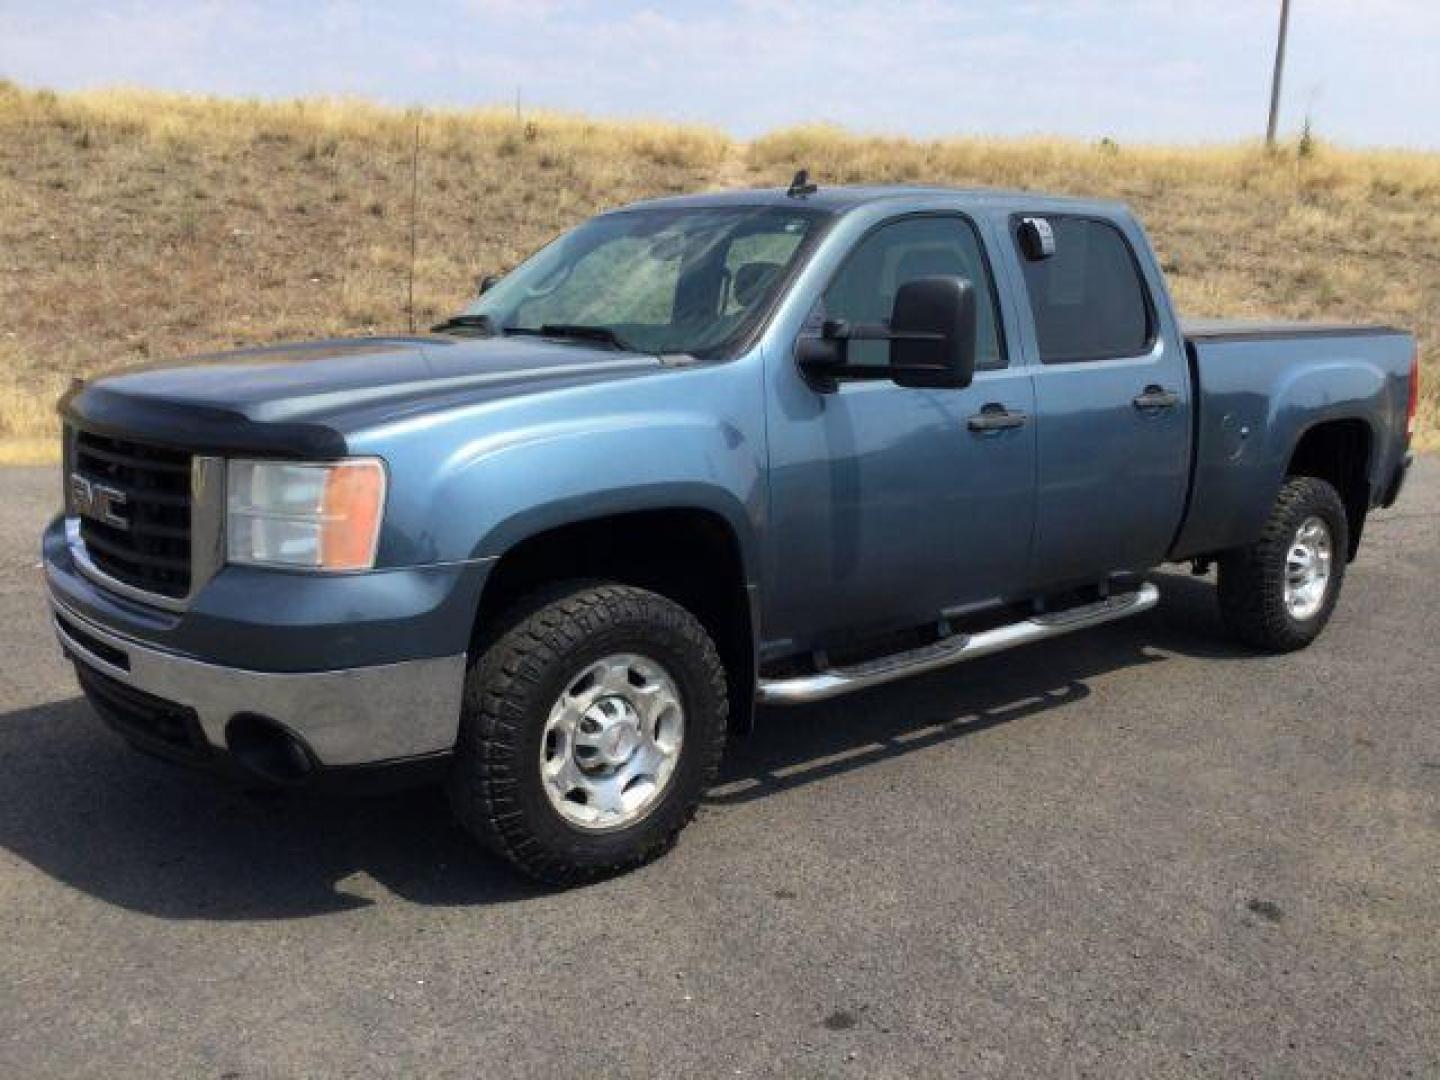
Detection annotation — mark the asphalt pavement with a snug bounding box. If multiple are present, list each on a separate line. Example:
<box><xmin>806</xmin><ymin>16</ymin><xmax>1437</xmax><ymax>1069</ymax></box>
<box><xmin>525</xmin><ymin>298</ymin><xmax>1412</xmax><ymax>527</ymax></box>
<box><xmin>1</xmin><ymin>462</ymin><xmax>1436</xmax><ymax>1078</ymax></box>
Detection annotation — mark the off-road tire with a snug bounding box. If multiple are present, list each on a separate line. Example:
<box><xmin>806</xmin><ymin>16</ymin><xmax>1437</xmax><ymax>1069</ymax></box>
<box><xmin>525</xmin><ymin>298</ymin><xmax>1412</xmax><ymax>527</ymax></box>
<box><xmin>1217</xmin><ymin>476</ymin><xmax>1349</xmax><ymax>652</ymax></box>
<box><xmin>448</xmin><ymin>582</ymin><xmax>728</xmax><ymax>886</ymax></box>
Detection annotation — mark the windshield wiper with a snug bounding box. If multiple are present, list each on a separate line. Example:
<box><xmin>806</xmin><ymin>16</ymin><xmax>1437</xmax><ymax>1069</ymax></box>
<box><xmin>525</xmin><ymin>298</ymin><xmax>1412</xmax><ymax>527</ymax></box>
<box><xmin>430</xmin><ymin>314</ymin><xmax>498</xmax><ymax>337</ymax></box>
<box><xmin>505</xmin><ymin>323</ymin><xmax>634</xmax><ymax>351</ymax></box>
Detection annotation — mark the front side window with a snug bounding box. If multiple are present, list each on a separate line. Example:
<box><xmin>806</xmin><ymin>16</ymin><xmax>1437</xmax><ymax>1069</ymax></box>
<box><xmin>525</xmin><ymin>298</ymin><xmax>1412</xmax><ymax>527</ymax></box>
<box><xmin>1013</xmin><ymin>216</ymin><xmax>1154</xmax><ymax>363</ymax></box>
<box><xmin>461</xmin><ymin>207</ymin><xmax>826</xmax><ymax>356</ymax></box>
<box><xmin>818</xmin><ymin>215</ymin><xmax>1006</xmax><ymax>371</ymax></box>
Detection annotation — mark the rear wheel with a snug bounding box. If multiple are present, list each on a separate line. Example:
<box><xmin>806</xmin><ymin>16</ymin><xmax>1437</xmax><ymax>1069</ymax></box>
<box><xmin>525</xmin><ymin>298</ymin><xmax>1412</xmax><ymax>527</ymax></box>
<box><xmin>448</xmin><ymin>583</ymin><xmax>727</xmax><ymax>885</ymax></box>
<box><xmin>1217</xmin><ymin>476</ymin><xmax>1349</xmax><ymax>652</ymax></box>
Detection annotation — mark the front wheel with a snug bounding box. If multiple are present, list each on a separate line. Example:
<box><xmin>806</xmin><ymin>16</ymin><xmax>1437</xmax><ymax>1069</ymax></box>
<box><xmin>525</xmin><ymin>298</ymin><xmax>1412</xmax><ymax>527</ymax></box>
<box><xmin>1217</xmin><ymin>475</ymin><xmax>1349</xmax><ymax>652</ymax></box>
<box><xmin>448</xmin><ymin>583</ymin><xmax>728</xmax><ymax>885</ymax></box>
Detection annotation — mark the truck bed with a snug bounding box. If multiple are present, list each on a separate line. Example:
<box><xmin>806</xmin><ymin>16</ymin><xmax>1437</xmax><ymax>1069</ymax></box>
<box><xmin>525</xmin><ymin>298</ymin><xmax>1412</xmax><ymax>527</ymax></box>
<box><xmin>1169</xmin><ymin>320</ymin><xmax>1415</xmax><ymax>562</ymax></box>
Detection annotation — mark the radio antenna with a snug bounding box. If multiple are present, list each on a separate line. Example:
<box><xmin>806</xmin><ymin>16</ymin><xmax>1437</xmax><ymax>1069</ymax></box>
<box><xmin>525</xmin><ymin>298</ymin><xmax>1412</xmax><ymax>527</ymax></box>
<box><xmin>406</xmin><ymin>116</ymin><xmax>421</xmax><ymax>333</ymax></box>
<box><xmin>786</xmin><ymin>168</ymin><xmax>818</xmax><ymax>198</ymax></box>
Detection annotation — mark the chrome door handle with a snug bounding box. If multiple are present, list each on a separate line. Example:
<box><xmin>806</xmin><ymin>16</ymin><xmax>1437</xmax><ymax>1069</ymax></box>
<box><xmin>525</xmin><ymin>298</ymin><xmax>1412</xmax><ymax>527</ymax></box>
<box><xmin>1133</xmin><ymin>385</ymin><xmax>1179</xmax><ymax>410</ymax></box>
<box><xmin>967</xmin><ymin>404</ymin><xmax>1029</xmax><ymax>432</ymax></box>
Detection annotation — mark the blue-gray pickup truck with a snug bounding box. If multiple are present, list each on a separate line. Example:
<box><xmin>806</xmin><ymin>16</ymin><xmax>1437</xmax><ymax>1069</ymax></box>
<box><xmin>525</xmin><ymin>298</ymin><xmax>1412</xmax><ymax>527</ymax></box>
<box><xmin>43</xmin><ymin>181</ymin><xmax>1418</xmax><ymax>883</ymax></box>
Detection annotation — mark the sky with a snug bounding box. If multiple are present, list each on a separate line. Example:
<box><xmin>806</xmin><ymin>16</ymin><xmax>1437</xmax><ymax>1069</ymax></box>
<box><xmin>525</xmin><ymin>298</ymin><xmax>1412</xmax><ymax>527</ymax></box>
<box><xmin>2</xmin><ymin>0</ymin><xmax>1438</xmax><ymax>148</ymax></box>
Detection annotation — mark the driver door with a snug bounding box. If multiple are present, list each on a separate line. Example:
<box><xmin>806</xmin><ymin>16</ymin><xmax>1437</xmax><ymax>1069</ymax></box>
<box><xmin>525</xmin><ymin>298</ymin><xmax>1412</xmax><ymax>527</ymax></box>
<box><xmin>763</xmin><ymin>214</ymin><xmax>1037</xmax><ymax>654</ymax></box>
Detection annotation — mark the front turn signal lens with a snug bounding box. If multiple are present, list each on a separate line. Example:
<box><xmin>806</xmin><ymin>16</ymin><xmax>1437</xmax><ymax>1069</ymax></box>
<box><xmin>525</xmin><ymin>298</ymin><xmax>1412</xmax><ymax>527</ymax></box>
<box><xmin>319</xmin><ymin>460</ymin><xmax>386</xmax><ymax>570</ymax></box>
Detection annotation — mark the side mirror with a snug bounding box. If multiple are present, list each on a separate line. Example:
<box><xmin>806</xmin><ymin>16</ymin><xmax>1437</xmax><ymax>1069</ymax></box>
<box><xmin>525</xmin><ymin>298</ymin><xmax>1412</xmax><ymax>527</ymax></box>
<box><xmin>477</xmin><ymin>273</ymin><xmax>500</xmax><ymax>295</ymax></box>
<box><xmin>888</xmin><ymin>276</ymin><xmax>977</xmax><ymax>390</ymax></box>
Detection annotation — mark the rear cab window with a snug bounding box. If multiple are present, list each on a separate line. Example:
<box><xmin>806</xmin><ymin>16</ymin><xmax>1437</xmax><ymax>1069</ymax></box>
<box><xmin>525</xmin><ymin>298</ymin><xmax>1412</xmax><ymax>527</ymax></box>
<box><xmin>1011</xmin><ymin>215</ymin><xmax>1155</xmax><ymax>363</ymax></box>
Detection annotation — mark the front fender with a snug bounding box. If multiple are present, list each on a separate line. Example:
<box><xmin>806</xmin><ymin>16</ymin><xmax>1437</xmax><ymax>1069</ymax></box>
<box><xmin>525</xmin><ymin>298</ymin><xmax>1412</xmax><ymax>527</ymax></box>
<box><xmin>356</xmin><ymin>361</ymin><xmax>768</xmax><ymax>584</ymax></box>
<box><xmin>454</xmin><ymin>413</ymin><xmax>761</xmax><ymax>572</ymax></box>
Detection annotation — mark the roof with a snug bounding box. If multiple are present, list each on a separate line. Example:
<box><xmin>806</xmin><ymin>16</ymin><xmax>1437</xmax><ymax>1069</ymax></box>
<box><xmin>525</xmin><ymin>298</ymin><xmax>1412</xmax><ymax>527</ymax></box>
<box><xmin>614</xmin><ymin>184</ymin><xmax>1125</xmax><ymax>216</ymax></box>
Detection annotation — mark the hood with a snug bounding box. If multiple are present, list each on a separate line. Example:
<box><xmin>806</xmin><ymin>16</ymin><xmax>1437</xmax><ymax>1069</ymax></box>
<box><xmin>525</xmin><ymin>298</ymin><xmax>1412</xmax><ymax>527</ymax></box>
<box><xmin>61</xmin><ymin>335</ymin><xmax>667</xmax><ymax>457</ymax></box>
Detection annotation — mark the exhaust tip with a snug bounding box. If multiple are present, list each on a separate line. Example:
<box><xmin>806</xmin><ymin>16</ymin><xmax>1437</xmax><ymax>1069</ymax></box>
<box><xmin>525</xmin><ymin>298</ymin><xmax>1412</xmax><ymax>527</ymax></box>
<box><xmin>226</xmin><ymin>713</ymin><xmax>315</xmax><ymax>785</ymax></box>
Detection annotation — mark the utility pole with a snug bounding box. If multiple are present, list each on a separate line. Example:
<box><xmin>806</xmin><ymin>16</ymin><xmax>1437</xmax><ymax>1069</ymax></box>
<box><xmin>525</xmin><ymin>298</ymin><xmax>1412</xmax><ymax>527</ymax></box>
<box><xmin>406</xmin><ymin>118</ymin><xmax>420</xmax><ymax>333</ymax></box>
<box><xmin>1266</xmin><ymin>0</ymin><xmax>1293</xmax><ymax>146</ymax></box>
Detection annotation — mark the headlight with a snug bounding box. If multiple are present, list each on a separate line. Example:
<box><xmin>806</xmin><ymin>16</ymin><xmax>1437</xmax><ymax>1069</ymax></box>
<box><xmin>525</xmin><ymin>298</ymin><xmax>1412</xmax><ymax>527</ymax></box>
<box><xmin>226</xmin><ymin>458</ymin><xmax>386</xmax><ymax>571</ymax></box>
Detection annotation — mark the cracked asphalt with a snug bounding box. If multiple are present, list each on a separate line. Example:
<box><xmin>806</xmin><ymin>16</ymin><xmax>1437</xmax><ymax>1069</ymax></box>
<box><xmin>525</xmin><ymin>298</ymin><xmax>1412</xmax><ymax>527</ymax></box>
<box><xmin>1</xmin><ymin>462</ymin><xmax>1436</xmax><ymax>1078</ymax></box>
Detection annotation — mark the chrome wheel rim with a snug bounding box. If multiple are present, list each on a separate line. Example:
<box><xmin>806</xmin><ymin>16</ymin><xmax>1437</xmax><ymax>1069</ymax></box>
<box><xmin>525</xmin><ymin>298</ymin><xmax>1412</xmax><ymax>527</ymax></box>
<box><xmin>540</xmin><ymin>653</ymin><xmax>685</xmax><ymax>831</ymax></box>
<box><xmin>1284</xmin><ymin>516</ymin><xmax>1333</xmax><ymax>621</ymax></box>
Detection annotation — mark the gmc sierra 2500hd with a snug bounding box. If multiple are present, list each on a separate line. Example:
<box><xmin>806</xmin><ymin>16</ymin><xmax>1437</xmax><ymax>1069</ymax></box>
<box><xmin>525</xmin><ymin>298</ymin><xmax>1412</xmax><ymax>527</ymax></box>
<box><xmin>44</xmin><ymin>182</ymin><xmax>1417</xmax><ymax>883</ymax></box>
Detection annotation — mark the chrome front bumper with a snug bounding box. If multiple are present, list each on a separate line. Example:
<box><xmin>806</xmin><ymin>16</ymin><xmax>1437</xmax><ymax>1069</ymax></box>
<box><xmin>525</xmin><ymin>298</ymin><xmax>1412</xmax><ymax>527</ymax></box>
<box><xmin>50</xmin><ymin>596</ymin><xmax>467</xmax><ymax>767</ymax></box>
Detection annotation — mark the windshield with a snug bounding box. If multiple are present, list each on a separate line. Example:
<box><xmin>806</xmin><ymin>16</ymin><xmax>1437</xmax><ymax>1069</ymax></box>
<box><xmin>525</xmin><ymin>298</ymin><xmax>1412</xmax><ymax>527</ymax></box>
<box><xmin>456</xmin><ymin>206</ymin><xmax>828</xmax><ymax>356</ymax></box>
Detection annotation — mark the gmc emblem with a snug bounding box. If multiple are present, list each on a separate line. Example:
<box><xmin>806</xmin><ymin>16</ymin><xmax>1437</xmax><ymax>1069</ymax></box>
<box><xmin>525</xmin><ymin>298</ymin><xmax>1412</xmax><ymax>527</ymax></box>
<box><xmin>70</xmin><ymin>474</ymin><xmax>130</xmax><ymax>531</ymax></box>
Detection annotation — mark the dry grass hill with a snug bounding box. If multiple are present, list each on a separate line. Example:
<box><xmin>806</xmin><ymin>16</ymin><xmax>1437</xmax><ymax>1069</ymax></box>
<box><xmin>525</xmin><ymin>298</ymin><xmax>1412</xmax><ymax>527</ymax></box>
<box><xmin>1</xmin><ymin>83</ymin><xmax>1435</xmax><ymax>462</ymax></box>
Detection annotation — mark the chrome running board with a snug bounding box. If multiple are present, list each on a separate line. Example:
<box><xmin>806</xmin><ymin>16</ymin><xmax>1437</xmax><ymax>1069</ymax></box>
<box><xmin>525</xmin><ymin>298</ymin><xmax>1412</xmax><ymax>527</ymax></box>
<box><xmin>755</xmin><ymin>582</ymin><xmax>1160</xmax><ymax>706</ymax></box>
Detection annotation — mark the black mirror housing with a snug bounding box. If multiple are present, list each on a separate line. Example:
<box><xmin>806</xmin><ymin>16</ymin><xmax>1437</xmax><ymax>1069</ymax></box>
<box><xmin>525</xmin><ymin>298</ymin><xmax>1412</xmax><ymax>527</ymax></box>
<box><xmin>889</xmin><ymin>276</ymin><xmax>977</xmax><ymax>390</ymax></box>
<box><xmin>477</xmin><ymin>273</ymin><xmax>500</xmax><ymax>295</ymax></box>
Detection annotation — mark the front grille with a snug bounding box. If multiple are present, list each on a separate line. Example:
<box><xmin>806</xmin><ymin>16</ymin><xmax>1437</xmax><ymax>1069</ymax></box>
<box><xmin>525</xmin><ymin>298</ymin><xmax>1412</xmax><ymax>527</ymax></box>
<box><xmin>73</xmin><ymin>430</ymin><xmax>193</xmax><ymax>599</ymax></box>
<box><xmin>73</xmin><ymin>660</ymin><xmax>209</xmax><ymax>759</ymax></box>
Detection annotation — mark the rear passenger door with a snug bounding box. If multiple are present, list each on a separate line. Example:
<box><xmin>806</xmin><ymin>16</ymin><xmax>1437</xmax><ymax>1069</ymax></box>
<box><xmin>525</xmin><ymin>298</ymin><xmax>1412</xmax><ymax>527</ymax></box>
<box><xmin>1008</xmin><ymin>213</ymin><xmax>1190</xmax><ymax>589</ymax></box>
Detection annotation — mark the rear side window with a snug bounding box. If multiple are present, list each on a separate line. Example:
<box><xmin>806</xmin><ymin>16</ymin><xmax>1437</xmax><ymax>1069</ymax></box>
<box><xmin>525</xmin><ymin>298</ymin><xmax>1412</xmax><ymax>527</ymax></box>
<box><xmin>1013</xmin><ymin>216</ymin><xmax>1153</xmax><ymax>363</ymax></box>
